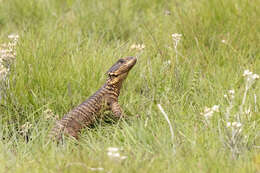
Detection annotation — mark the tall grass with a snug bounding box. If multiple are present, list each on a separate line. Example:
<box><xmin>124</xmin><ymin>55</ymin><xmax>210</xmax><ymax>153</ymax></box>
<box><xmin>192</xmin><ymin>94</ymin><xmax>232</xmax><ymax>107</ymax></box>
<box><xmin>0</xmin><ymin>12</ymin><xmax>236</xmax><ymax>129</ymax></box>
<box><xmin>0</xmin><ymin>0</ymin><xmax>259</xmax><ymax>172</ymax></box>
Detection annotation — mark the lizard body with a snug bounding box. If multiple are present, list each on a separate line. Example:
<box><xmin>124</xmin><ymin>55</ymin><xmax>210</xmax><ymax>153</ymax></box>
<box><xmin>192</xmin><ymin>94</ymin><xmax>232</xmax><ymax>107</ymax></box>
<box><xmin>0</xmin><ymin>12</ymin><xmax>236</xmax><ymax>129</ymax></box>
<box><xmin>50</xmin><ymin>57</ymin><xmax>137</xmax><ymax>140</ymax></box>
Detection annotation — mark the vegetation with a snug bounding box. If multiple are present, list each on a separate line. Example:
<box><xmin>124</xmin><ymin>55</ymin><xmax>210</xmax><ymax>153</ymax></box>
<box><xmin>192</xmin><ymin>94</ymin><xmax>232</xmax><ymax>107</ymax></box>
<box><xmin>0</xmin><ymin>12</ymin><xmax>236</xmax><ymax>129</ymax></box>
<box><xmin>0</xmin><ymin>0</ymin><xmax>259</xmax><ymax>172</ymax></box>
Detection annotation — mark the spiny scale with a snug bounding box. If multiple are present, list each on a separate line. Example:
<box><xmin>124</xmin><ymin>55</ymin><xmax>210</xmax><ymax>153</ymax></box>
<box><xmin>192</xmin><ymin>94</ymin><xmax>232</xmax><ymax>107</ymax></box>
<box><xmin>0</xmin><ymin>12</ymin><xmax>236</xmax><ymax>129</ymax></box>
<box><xmin>49</xmin><ymin>57</ymin><xmax>137</xmax><ymax>141</ymax></box>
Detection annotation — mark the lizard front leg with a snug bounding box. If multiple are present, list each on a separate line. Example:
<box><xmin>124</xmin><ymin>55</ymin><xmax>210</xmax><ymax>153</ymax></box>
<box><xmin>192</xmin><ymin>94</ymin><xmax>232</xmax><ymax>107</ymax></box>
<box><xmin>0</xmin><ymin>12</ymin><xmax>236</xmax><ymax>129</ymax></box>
<box><xmin>110</xmin><ymin>102</ymin><xmax>125</xmax><ymax>119</ymax></box>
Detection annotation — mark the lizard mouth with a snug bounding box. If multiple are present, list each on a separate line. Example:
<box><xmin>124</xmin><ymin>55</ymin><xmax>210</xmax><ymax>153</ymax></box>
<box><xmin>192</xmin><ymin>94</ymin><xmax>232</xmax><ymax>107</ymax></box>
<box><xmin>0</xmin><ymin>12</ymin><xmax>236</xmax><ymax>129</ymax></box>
<box><xmin>125</xmin><ymin>56</ymin><xmax>137</xmax><ymax>70</ymax></box>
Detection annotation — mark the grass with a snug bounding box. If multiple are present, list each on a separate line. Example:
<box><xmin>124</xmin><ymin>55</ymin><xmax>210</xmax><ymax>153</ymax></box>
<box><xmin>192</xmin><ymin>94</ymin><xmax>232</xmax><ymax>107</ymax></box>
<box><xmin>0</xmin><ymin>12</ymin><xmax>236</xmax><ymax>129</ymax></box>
<box><xmin>0</xmin><ymin>0</ymin><xmax>259</xmax><ymax>172</ymax></box>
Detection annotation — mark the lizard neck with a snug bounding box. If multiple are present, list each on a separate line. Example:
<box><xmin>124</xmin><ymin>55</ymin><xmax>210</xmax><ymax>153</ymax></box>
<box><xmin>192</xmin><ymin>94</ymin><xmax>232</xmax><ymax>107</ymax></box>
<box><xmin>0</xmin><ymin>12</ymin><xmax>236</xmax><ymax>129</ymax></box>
<box><xmin>104</xmin><ymin>79</ymin><xmax>124</xmax><ymax>96</ymax></box>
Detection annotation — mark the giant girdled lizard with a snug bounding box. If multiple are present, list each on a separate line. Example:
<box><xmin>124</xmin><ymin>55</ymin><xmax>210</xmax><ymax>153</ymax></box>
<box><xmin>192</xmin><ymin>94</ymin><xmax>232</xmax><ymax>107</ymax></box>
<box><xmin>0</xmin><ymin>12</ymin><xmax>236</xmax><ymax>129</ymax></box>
<box><xmin>50</xmin><ymin>57</ymin><xmax>137</xmax><ymax>140</ymax></box>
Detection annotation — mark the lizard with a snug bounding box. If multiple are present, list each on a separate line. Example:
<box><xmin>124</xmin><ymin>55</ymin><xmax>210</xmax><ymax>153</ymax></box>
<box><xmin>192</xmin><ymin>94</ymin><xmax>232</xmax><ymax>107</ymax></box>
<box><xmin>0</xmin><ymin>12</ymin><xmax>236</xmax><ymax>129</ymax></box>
<box><xmin>49</xmin><ymin>56</ymin><xmax>137</xmax><ymax>141</ymax></box>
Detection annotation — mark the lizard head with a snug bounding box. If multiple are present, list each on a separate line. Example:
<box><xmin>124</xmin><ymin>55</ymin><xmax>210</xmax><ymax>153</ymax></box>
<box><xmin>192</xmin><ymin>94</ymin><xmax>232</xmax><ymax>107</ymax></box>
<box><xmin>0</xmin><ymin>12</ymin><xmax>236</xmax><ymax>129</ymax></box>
<box><xmin>106</xmin><ymin>56</ymin><xmax>137</xmax><ymax>86</ymax></box>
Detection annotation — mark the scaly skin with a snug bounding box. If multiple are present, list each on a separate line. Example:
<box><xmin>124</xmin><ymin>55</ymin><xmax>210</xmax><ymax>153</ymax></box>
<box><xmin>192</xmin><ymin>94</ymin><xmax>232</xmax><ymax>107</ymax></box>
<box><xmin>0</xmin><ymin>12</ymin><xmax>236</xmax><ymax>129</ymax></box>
<box><xmin>50</xmin><ymin>57</ymin><xmax>137</xmax><ymax>140</ymax></box>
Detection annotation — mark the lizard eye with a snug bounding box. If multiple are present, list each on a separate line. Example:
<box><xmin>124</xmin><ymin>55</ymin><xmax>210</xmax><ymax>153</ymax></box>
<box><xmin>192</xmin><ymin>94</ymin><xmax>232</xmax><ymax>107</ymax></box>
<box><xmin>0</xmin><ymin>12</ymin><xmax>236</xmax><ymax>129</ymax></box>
<box><xmin>108</xmin><ymin>72</ymin><xmax>118</xmax><ymax>77</ymax></box>
<box><xmin>118</xmin><ymin>59</ymin><xmax>125</xmax><ymax>63</ymax></box>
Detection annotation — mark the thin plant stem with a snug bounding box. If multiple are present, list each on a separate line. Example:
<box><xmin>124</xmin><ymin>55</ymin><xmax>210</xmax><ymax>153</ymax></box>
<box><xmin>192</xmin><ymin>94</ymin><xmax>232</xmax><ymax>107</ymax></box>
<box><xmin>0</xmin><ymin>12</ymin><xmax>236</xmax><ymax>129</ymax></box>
<box><xmin>157</xmin><ymin>104</ymin><xmax>175</xmax><ymax>153</ymax></box>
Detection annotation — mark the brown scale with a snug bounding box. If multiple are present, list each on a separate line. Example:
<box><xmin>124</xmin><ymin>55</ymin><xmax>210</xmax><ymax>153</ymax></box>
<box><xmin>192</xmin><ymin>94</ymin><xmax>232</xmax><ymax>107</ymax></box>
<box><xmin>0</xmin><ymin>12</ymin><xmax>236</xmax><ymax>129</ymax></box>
<box><xmin>49</xmin><ymin>57</ymin><xmax>137</xmax><ymax>141</ymax></box>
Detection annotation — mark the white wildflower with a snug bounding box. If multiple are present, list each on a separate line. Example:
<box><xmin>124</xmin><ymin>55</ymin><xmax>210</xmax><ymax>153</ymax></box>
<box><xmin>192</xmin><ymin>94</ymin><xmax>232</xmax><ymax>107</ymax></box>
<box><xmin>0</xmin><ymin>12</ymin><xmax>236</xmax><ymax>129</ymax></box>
<box><xmin>164</xmin><ymin>10</ymin><xmax>171</xmax><ymax>16</ymax></box>
<box><xmin>221</xmin><ymin>40</ymin><xmax>227</xmax><ymax>44</ymax></box>
<box><xmin>172</xmin><ymin>33</ymin><xmax>182</xmax><ymax>42</ymax></box>
<box><xmin>171</xmin><ymin>33</ymin><xmax>182</xmax><ymax>63</ymax></box>
<box><xmin>242</xmin><ymin>70</ymin><xmax>259</xmax><ymax>89</ymax></box>
<box><xmin>172</xmin><ymin>33</ymin><xmax>182</xmax><ymax>49</ymax></box>
<box><xmin>231</xmin><ymin>122</ymin><xmax>237</xmax><ymax>127</ymax></box>
<box><xmin>163</xmin><ymin>60</ymin><xmax>171</xmax><ymax>66</ymax></box>
<box><xmin>226</xmin><ymin>122</ymin><xmax>231</xmax><ymax>127</ymax></box>
<box><xmin>201</xmin><ymin>105</ymin><xmax>219</xmax><ymax>120</ymax></box>
<box><xmin>130</xmin><ymin>44</ymin><xmax>145</xmax><ymax>51</ymax></box>
<box><xmin>236</xmin><ymin>122</ymin><xmax>242</xmax><ymax>128</ymax></box>
<box><xmin>120</xmin><ymin>156</ymin><xmax>127</xmax><ymax>160</ymax></box>
<box><xmin>8</xmin><ymin>34</ymin><xmax>19</xmax><ymax>40</ymax></box>
<box><xmin>107</xmin><ymin>147</ymin><xmax>127</xmax><ymax>161</ymax></box>
<box><xmin>228</xmin><ymin>90</ymin><xmax>235</xmax><ymax>95</ymax></box>
<box><xmin>107</xmin><ymin>152</ymin><xmax>120</xmax><ymax>158</ymax></box>
<box><xmin>107</xmin><ymin>147</ymin><xmax>120</xmax><ymax>152</ymax></box>
<box><xmin>231</xmin><ymin>122</ymin><xmax>242</xmax><ymax>128</ymax></box>
<box><xmin>0</xmin><ymin>49</ymin><xmax>10</xmax><ymax>54</ymax></box>
<box><xmin>243</xmin><ymin>70</ymin><xmax>252</xmax><ymax>77</ymax></box>
<box><xmin>89</xmin><ymin>167</ymin><xmax>104</xmax><ymax>171</ymax></box>
<box><xmin>201</xmin><ymin>107</ymin><xmax>214</xmax><ymax>119</ymax></box>
<box><xmin>252</xmin><ymin>74</ymin><xmax>259</xmax><ymax>79</ymax></box>
<box><xmin>226</xmin><ymin>122</ymin><xmax>242</xmax><ymax>129</ymax></box>
<box><xmin>0</xmin><ymin>34</ymin><xmax>19</xmax><ymax>79</ymax></box>
<box><xmin>211</xmin><ymin>105</ymin><xmax>220</xmax><ymax>112</ymax></box>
